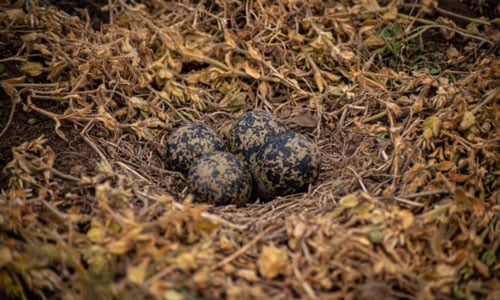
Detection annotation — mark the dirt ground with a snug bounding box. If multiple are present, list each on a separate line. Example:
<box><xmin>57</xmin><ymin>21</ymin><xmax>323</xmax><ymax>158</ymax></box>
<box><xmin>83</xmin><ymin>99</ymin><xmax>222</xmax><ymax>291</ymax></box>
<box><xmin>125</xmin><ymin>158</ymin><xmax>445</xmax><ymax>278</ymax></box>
<box><xmin>0</xmin><ymin>0</ymin><xmax>499</xmax><ymax>299</ymax></box>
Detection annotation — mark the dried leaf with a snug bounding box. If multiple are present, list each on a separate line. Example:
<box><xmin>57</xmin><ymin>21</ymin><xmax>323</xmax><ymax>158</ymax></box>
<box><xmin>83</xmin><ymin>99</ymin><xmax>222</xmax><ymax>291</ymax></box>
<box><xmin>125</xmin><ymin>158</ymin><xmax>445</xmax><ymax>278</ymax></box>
<box><xmin>128</xmin><ymin>96</ymin><xmax>149</xmax><ymax>110</ymax></box>
<box><xmin>219</xmin><ymin>91</ymin><xmax>247</xmax><ymax>111</ymax></box>
<box><xmin>382</xmin><ymin>6</ymin><xmax>398</xmax><ymax>21</ymax></box>
<box><xmin>176</xmin><ymin>251</ymin><xmax>197</xmax><ymax>271</ymax></box>
<box><xmin>47</xmin><ymin>60</ymin><xmax>68</xmax><ymax>81</ymax></box>
<box><xmin>352</xmin><ymin>202</ymin><xmax>375</xmax><ymax>214</ymax></box>
<box><xmin>459</xmin><ymin>111</ymin><xmax>475</xmax><ymax>130</ymax></box>
<box><xmin>287</xmin><ymin>112</ymin><xmax>318</xmax><ymax>128</ymax></box>
<box><xmin>321</xmin><ymin>70</ymin><xmax>342</xmax><ymax>82</ymax></box>
<box><xmin>87</xmin><ymin>226</ymin><xmax>106</xmax><ymax>243</ymax></box>
<box><xmin>224</xmin><ymin>30</ymin><xmax>237</xmax><ymax>48</ymax></box>
<box><xmin>314</xmin><ymin>70</ymin><xmax>325</xmax><ymax>92</ymax></box>
<box><xmin>107</xmin><ymin>240</ymin><xmax>130</xmax><ymax>255</ymax></box>
<box><xmin>339</xmin><ymin>192</ymin><xmax>360</xmax><ymax>208</ymax></box>
<box><xmin>257</xmin><ymin>245</ymin><xmax>288</xmax><ymax>279</ymax></box>
<box><xmin>0</xmin><ymin>247</ymin><xmax>13</xmax><ymax>267</ymax></box>
<box><xmin>243</xmin><ymin>61</ymin><xmax>261</xmax><ymax>79</ymax></box>
<box><xmin>163</xmin><ymin>290</ymin><xmax>185</xmax><ymax>300</ymax></box>
<box><xmin>21</xmin><ymin>32</ymin><xmax>38</xmax><ymax>43</ymax></box>
<box><xmin>397</xmin><ymin>210</ymin><xmax>414</xmax><ymax>229</ymax></box>
<box><xmin>236</xmin><ymin>269</ymin><xmax>259</xmax><ymax>282</ymax></box>
<box><xmin>126</xmin><ymin>258</ymin><xmax>150</xmax><ymax>285</ymax></box>
<box><xmin>5</xmin><ymin>9</ymin><xmax>25</xmax><ymax>22</ymax></box>
<box><xmin>181</xmin><ymin>47</ymin><xmax>205</xmax><ymax>62</ymax></box>
<box><xmin>19</xmin><ymin>62</ymin><xmax>43</xmax><ymax>77</ymax></box>
<box><xmin>246</xmin><ymin>43</ymin><xmax>262</xmax><ymax>60</ymax></box>
<box><xmin>364</xmin><ymin>34</ymin><xmax>386</xmax><ymax>47</ymax></box>
<box><xmin>436</xmin><ymin>161</ymin><xmax>455</xmax><ymax>172</ymax></box>
<box><xmin>258</xmin><ymin>81</ymin><xmax>272</xmax><ymax>98</ymax></box>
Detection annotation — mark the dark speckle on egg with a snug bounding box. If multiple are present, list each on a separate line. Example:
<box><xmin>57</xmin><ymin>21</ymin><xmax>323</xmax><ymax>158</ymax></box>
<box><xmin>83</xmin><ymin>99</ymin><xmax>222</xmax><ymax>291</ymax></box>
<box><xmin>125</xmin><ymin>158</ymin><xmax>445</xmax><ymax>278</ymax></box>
<box><xmin>251</xmin><ymin>132</ymin><xmax>321</xmax><ymax>201</ymax></box>
<box><xmin>165</xmin><ymin>124</ymin><xmax>225</xmax><ymax>174</ymax></box>
<box><xmin>187</xmin><ymin>151</ymin><xmax>252</xmax><ymax>206</ymax></box>
<box><xmin>228</xmin><ymin>111</ymin><xmax>288</xmax><ymax>165</ymax></box>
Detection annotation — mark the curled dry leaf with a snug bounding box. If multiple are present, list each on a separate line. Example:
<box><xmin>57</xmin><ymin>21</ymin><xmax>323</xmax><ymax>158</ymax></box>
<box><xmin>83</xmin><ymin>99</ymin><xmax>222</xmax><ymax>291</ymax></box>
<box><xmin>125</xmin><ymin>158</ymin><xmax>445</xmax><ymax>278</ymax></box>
<box><xmin>459</xmin><ymin>111</ymin><xmax>476</xmax><ymax>130</ymax></box>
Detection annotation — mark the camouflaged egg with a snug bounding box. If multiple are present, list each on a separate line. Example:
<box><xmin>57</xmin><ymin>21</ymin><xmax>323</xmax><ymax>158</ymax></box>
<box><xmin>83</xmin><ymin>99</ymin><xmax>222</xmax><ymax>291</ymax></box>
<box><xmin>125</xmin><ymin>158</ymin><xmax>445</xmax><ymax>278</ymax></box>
<box><xmin>251</xmin><ymin>132</ymin><xmax>321</xmax><ymax>201</ymax></box>
<box><xmin>187</xmin><ymin>151</ymin><xmax>252</xmax><ymax>206</ymax></box>
<box><xmin>165</xmin><ymin>124</ymin><xmax>225</xmax><ymax>174</ymax></box>
<box><xmin>228</xmin><ymin>111</ymin><xmax>288</xmax><ymax>165</ymax></box>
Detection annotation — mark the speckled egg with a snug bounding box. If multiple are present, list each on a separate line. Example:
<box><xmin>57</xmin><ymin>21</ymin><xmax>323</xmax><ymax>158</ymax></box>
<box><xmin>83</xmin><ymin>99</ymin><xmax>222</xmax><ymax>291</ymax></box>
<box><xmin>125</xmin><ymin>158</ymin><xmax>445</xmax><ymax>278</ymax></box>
<box><xmin>228</xmin><ymin>111</ymin><xmax>288</xmax><ymax>165</ymax></box>
<box><xmin>165</xmin><ymin>124</ymin><xmax>225</xmax><ymax>174</ymax></box>
<box><xmin>187</xmin><ymin>151</ymin><xmax>252</xmax><ymax>206</ymax></box>
<box><xmin>251</xmin><ymin>132</ymin><xmax>321</xmax><ymax>201</ymax></box>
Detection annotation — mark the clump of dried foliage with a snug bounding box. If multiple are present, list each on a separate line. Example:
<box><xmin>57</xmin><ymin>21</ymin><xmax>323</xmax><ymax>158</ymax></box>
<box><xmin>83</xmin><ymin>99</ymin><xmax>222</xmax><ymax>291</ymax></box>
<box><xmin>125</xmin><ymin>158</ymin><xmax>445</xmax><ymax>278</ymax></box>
<box><xmin>0</xmin><ymin>0</ymin><xmax>499</xmax><ymax>299</ymax></box>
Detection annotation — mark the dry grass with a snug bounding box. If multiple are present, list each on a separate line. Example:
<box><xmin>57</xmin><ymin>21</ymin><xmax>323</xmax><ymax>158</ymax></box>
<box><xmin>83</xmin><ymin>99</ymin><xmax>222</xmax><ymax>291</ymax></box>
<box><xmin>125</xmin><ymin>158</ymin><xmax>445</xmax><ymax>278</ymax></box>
<box><xmin>0</xmin><ymin>0</ymin><xmax>499</xmax><ymax>299</ymax></box>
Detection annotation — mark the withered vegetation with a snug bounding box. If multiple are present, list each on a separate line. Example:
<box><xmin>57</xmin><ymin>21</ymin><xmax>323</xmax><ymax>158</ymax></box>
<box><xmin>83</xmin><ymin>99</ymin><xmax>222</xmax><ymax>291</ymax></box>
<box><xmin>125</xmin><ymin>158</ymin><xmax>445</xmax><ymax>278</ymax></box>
<box><xmin>0</xmin><ymin>0</ymin><xmax>499</xmax><ymax>299</ymax></box>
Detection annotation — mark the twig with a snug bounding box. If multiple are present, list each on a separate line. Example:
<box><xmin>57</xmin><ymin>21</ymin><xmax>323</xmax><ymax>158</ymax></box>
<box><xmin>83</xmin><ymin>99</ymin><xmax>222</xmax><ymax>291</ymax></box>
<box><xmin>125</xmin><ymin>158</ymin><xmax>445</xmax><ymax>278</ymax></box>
<box><xmin>362</xmin><ymin>111</ymin><xmax>387</xmax><ymax>123</ymax></box>
<box><xmin>7</xmin><ymin>82</ymin><xmax>60</xmax><ymax>88</ymax></box>
<box><xmin>347</xmin><ymin>166</ymin><xmax>368</xmax><ymax>193</ymax></box>
<box><xmin>210</xmin><ymin>222</ymin><xmax>282</xmax><ymax>270</ymax></box>
<box><xmin>144</xmin><ymin>265</ymin><xmax>178</xmax><ymax>286</ymax></box>
<box><xmin>293</xmin><ymin>262</ymin><xmax>317</xmax><ymax>299</ymax></box>
<box><xmin>81</xmin><ymin>122</ymin><xmax>113</xmax><ymax>170</ymax></box>
<box><xmin>397</xmin><ymin>190</ymin><xmax>449</xmax><ymax>199</ymax></box>
<box><xmin>172</xmin><ymin>201</ymin><xmax>249</xmax><ymax>231</ymax></box>
<box><xmin>471</xmin><ymin>87</ymin><xmax>499</xmax><ymax>114</ymax></box>
<box><xmin>394</xmin><ymin>196</ymin><xmax>425</xmax><ymax>207</ymax></box>
<box><xmin>433</xmin><ymin>5</ymin><xmax>491</xmax><ymax>26</ymax></box>
<box><xmin>0</xmin><ymin>96</ymin><xmax>17</xmax><ymax>140</ymax></box>
<box><xmin>397</xmin><ymin>14</ymin><xmax>493</xmax><ymax>45</ymax></box>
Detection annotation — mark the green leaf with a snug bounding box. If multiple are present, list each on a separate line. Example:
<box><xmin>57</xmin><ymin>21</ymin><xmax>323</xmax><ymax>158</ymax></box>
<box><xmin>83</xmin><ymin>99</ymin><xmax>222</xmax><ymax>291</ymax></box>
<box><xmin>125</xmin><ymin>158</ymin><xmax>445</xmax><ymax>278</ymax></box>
<box><xmin>481</xmin><ymin>249</ymin><xmax>497</xmax><ymax>266</ymax></box>
<box><xmin>430</xmin><ymin>67</ymin><xmax>441</xmax><ymax>75</ymax></box>
<box><xmin>369</xmin><ymin>230</ymin><xmax>384</xmax><ymax>244</ymax></box>
<box><xmin>391</xmin><ymin>23</ymin><xmax>403</xmax><ymax>36</ymax></box>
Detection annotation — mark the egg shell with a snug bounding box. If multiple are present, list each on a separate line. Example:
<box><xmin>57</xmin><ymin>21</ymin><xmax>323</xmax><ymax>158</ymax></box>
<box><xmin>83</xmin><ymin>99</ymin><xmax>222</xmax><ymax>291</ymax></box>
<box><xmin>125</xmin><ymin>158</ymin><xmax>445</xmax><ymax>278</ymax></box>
<box><xmin>251</xmin><ymin>132</ymin><xmax>321</xmax><ymax>201</ymax></box>
<box><xmin>228</xmin><ymin>111</ymin><xmax>288</xmax><ymax>165</ymax></box>
<box><xmin>165</xmin><ymin>124</ymin><xmax>225</xmax><ymax>174</ymax></box>
<box><xmin>187</xmin><ymin>151</ymin><xmax>253</xmax><ymax>206</ymax></box>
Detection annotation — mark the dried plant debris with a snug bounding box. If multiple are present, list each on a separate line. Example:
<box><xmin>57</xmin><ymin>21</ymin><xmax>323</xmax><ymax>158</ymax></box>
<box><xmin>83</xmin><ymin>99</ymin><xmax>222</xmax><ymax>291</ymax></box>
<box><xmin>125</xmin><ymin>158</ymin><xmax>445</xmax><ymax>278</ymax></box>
<box><xmin>0</xmin><ymin>0</ymin><xmax>499</xmax><ymax>299</ymax></box>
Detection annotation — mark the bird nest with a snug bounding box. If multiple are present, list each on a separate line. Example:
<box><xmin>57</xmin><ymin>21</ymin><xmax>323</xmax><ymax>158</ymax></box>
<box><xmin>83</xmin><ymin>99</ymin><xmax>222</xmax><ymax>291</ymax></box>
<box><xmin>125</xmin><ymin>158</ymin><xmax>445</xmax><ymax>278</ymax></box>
<box><xmin>0</xmin><ymin>0</ymin><xmax>499</xmax><ymax>299</ymax></box>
